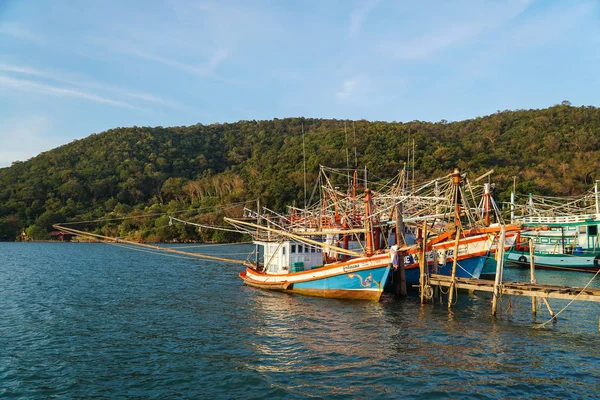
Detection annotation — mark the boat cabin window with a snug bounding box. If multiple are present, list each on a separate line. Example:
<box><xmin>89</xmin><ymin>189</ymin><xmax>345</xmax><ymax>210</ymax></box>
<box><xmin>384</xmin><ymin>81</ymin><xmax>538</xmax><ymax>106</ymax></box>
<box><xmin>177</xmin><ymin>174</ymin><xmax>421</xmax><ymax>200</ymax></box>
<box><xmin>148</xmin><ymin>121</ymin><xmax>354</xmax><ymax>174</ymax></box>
<box><xmin>588</xmin><ymin>225</ymin><xmax>598</xmax><ymax>236</ymax></box>
<box><xmin>311</xmin><ymin>247</ymin><xmax>316</xmax><ymax>253</ymax></box>
<box><xmin>579</xmin><ymin>226</ymin><xmax>587</xmax><ymax>234</ymax></box>
<box><xmin>291</xmin><ymin>244</ymin><xmax>296</xmax><ymax>253</ymax></box>
<box><xmin>298</xmin><ymin>245</ymin><xmax>303</xmax><ymax>253</ymax></box>
<box><xmin>282</xmin><ymin>247</ymin><xmax>286</xmax><ymax>256</ymax></box>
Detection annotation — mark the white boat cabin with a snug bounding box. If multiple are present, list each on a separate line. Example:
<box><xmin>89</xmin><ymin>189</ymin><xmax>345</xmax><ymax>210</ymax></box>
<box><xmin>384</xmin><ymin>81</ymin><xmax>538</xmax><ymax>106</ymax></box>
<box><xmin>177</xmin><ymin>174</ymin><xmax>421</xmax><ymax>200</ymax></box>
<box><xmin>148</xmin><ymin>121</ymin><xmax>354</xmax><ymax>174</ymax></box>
<box><xmin>256</xmin><ymin>240</ymin><xmax>324</xmax><ymax>274</ymax></box>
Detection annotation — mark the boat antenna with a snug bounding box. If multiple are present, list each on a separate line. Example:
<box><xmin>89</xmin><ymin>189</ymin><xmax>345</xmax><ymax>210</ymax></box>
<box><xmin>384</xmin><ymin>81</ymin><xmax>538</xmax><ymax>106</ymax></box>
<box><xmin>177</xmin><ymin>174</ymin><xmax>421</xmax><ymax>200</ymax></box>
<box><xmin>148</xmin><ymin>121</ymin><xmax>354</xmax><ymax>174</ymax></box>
<box><xmin>302</xmin><ymin>122</ymin><xmax>307</xmax><ymax>208</ymax></box>
<box><xmin>412</xmin><ymin>138</ymin><xmax>415</xmax><ymax>193</ymax></box>
<box><xmin>595</xmin><ymin>180</ymin><xmax>599</xmax><ymax>214</ymax></box>
<box><xmin>407</xmin><ymin>134</ymin><xmax>411</xmax><ymax>193</ymax></box>
<box><xmin>345</xmin><ymin>121</ymin><xmax>350</xmax><ymax>190</ymax></box>
<box><xmin>352</xmin><ymin>121</ymin><xmax>358</xmax><ymax>168</ymax></box>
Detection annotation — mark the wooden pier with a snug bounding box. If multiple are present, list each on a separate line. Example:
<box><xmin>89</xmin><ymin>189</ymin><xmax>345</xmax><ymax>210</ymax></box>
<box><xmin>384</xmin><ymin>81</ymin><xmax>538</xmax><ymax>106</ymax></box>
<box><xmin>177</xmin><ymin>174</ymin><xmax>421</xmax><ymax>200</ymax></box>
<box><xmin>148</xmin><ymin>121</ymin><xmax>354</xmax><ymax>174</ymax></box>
<box><xmin>427</xmin><ymin>275</ymin><xmax>600</xmax><ymax>303</ymax></box>
<box><xmin>416</xmin><ymin>228</ymin><xmax>600</xmax><ymax>329</ymax></box>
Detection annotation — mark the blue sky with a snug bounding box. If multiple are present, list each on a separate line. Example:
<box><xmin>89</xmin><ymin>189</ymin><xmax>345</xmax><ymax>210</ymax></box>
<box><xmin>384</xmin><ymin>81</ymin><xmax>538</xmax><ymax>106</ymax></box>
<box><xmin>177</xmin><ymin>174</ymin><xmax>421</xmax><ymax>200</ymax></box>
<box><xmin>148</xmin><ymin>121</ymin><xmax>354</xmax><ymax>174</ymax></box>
<box><xmin>1</xmin><ymin>0</ymin><xmax>599</xmax><ymax>167</ymax></box>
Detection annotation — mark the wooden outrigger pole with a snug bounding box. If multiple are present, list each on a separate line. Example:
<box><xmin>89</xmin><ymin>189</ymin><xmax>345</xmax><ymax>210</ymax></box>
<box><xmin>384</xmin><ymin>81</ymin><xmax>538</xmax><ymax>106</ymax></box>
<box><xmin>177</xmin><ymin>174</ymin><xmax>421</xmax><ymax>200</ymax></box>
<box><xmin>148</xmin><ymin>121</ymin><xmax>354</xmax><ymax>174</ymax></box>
<box><xmin>53</xmin><ymin>224</ymin><xmax>242</xmax><ymax>264</ymax></box>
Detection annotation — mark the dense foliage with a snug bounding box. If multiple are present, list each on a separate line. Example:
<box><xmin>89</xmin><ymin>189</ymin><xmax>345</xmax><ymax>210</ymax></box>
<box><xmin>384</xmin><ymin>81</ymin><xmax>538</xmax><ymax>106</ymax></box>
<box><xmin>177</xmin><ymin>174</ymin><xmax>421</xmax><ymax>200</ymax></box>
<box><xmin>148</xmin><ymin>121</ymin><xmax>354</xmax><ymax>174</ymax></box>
<box><xmin>1</xmin><ymin>104</ymin><xmax>599</xmax><ymax>241</ymax></box>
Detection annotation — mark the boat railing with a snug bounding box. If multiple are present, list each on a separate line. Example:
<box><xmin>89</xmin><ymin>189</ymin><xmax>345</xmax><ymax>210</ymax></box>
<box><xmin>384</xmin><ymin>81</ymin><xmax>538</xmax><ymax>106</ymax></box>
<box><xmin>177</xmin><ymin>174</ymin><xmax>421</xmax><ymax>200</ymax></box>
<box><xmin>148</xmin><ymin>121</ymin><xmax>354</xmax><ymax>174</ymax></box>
<box><xmin>520</xmin><ymin>214</ymin><xmax>600</xmax><ymax>224</ymax></box>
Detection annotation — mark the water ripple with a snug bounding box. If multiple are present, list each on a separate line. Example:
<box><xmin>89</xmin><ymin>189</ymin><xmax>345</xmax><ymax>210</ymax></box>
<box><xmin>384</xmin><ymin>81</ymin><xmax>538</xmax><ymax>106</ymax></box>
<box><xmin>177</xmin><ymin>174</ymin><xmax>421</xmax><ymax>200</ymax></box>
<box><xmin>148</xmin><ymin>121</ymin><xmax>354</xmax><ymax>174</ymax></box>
<box><xmin>1</xmin><ymin>243</ymin><xmax>600</xmax><ymax>398</ymax></box>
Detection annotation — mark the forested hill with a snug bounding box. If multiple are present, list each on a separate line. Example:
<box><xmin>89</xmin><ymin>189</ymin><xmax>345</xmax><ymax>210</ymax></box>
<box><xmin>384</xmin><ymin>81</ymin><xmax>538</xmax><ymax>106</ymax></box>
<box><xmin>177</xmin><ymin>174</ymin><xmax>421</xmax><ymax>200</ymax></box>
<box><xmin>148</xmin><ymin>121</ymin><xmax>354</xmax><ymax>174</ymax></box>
<box><xmin>1</xmin><ymin>104</ymin><xmax>599</xmax><ymax>241</ymax></box>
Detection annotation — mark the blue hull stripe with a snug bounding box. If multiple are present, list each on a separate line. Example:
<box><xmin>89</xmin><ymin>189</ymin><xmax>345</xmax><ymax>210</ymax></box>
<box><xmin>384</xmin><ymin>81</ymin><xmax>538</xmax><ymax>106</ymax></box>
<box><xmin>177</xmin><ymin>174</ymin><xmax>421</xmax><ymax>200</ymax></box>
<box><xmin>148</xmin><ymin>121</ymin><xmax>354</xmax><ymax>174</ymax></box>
<box><xmin>293</xmin><ymin>266</ymin><xmax>390</xmax><ymax>292</ymax></box>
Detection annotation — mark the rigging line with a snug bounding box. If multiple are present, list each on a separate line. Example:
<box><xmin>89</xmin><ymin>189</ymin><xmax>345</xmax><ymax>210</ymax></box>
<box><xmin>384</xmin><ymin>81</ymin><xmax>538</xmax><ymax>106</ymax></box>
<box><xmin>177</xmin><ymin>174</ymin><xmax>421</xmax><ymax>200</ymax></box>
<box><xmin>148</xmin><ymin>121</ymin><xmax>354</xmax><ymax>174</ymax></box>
<box><xmin>53</xmin><ymin>224</ymin><xmax>242</xmax><ymax>263</ymax></box>
<box><xmin>169</xmin><ymin>241</ymin><xmax>253</xmax><ymax>249</ymax></box>
<box><xmin>113</xmin><ymin>243</ymin><xmax>250</xmax><ymax>260</ymax></box>
<box><xmin>168</xmin><ymin>217</ymin><xmax>245</xmax><ymax>234</ymax></box>
<box><xmin>59</xmin><ymin>199</ymin><xmax>255</xmax><ymax>226</ymax></box>
<box><xmin>109</xmin><ymin>242</ymin><xmax>200</xmax><ymax>260</ymax></box>
<box><xmin>533</xmin><ymin>267</ymin><xmax>600</xmax><ymax>329</ymax></box>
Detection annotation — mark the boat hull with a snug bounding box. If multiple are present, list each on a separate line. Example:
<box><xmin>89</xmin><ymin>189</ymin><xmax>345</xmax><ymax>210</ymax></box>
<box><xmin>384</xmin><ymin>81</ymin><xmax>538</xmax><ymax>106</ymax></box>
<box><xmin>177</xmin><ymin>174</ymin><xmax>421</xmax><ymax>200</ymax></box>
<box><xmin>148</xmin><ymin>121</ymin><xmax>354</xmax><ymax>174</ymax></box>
<box><xmin>403</xmin><ymin>255</ymin><xmax>487</xmax><ymax>286</ymax></box>
<box><xmin>239</xmin><ymin>255</ymin><xmax>391</xmax><ymax>301</ymax></box>
<box><xmin>506</xmin><ymin>250</ymin><xmax>600</xmax><ymax>272</ymax></box>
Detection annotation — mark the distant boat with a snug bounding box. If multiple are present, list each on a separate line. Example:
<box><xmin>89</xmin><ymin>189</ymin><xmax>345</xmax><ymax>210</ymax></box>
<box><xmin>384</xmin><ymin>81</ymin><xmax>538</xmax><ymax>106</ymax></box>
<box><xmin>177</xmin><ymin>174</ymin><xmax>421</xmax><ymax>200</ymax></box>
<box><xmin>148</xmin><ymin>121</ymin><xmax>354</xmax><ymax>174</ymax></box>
<box><xmin>506</xmin><ymin>214</ymin><xmax>600</xmax><ymax>272</ymax></box>
<box><xmin>506</xmin><ymin>186</ymin><xmax>600</xmax><ymax>272</ymax></box>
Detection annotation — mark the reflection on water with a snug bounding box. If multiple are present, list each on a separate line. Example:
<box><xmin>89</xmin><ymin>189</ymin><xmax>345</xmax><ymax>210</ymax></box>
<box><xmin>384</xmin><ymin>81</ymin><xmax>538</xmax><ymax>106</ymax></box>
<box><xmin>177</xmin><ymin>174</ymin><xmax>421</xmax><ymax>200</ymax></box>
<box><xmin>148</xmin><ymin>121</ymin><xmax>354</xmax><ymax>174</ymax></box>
<box><xmin>1</xmin><ymin>243</ymin><xmax>600</xmax><ymax>399</ymax></box>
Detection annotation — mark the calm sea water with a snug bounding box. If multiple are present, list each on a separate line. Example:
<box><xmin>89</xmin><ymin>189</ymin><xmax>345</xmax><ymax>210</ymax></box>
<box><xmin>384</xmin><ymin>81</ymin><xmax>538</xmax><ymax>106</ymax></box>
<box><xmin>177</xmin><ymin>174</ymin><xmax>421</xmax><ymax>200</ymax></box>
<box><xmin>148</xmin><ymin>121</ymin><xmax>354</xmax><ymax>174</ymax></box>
<box><xmin>2</xmin><ymin>242</ymin><xmax>600</xmax><ymax>399</ymax></box>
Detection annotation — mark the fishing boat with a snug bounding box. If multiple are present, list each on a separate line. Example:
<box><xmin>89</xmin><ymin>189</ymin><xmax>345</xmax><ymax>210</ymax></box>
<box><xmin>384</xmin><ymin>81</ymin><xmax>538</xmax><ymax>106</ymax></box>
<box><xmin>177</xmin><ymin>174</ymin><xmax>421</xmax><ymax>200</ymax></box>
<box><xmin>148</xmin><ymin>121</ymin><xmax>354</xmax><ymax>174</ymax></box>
<box><xmin>397</xmin><ymin>173</ymin><xmax>519</xmax><ymax>283</ymax></box>
<box><xmin>226</xmin><ymin>189</ymin><xmax>392</xmax><ymax>301</ymax></box>
<box><xmin>506</xmin><ymin>185</ymin><xmax>600</xmax><ymax>272</ymax></box>
<box><xmin>227</xmin><ymin>166</ymin><xmax>519</xmax><ymax>298</ymax></box>
<box><xmin>403</xmin><ymin>224</ymin><xmax>519</xmax><ymax>284</ymax></box>
<box><xmin>505</xmin><ymin>214</ymin><xmax>600</xmax><ymax>272</ymax></box>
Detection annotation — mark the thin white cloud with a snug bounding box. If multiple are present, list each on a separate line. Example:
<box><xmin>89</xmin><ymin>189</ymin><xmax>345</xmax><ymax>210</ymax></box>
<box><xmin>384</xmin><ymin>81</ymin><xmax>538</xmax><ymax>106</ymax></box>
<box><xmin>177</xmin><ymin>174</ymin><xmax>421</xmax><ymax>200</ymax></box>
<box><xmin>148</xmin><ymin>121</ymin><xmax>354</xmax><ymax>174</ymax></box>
<box><xmin>384</xmin><ymin>23</ymin><xmax>479</xmax><ymax>60</ymax></box>
<box><xmin>380</xmin><ymin>0</ymin><xmax>533</xmax><ymax>60</ymax></box>
<box><xmin>0</xmin><ymin>22</ymin><xmax>46</xmax><ymax>46</ymax></box>
<box><xmin>349</xmin><ymin>0</ymin><xmax>381</xmax><ymax>37</ymax></box>
<box><xmin>0</xmin><ymin>75</ymin><xmax>138</xmax><ymax>109</ymax></box>
<box><xmin>337</xmin><ymin>78</ymin><xmax>358</xmax><ymax>99</ymax></box>
<box><xmin>121</xmin><ymin>45</ymin><xmax>229</xmax><ymax>77</ymax></box>
<box><xmin>85</xmin><ymin>36</ymin><xmax>240</xmax><ymax>86</ymax></box>
<box><xmin>0</xmin><ymin>63</ymin><xmax>183</xmax><ymax>109</ymax></box>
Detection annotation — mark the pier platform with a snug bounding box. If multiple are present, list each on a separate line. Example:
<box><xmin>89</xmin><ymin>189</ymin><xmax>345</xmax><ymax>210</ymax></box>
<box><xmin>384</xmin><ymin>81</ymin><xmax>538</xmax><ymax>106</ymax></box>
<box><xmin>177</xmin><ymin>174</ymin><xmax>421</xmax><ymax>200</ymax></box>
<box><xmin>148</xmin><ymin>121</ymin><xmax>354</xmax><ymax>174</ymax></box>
<box><xmin>428</xmin><ymin>274</ymin><xmax>600</xmax><ymax>303</ymax></box>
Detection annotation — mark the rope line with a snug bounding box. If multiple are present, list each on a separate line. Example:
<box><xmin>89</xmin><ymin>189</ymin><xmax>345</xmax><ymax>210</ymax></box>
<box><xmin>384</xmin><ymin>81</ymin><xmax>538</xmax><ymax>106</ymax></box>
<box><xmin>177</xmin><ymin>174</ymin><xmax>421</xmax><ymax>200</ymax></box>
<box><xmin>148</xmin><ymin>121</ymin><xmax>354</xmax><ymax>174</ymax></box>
<box><xmin>533</xmin><ymin>268</ymin><xmax>600</xmax><ymax>329</ymax></box>
<box><xmin>109</xmin><ymin>243</ymin><xmax>200</xmax><ymax>260</ymax></box>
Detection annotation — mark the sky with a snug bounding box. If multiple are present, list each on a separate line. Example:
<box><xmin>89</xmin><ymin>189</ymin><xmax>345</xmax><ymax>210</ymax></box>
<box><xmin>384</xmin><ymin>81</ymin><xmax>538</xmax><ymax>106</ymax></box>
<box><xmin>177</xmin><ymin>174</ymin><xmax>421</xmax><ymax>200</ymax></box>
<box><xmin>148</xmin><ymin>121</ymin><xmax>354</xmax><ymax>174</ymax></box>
<box><xmin>1</xmin><ymin>0</ymin><xmax>599</xmax><ymax>167</ymax></box>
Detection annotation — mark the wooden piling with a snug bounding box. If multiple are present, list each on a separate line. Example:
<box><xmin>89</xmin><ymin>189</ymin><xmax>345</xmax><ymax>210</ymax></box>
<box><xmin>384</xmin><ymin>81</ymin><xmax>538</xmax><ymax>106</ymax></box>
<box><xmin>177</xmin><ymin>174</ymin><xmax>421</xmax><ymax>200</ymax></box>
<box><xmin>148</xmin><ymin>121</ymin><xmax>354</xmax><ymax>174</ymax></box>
<box><xmin>419</xmin><ymin>220</ymin><xmax>428</xmax><ymax>304</ymax></box>
<box><xmin>492</xmin><ymin>225</ymin><xmax>507</xmax><ymax>316</ymax></box>
<box><xmin>447</xmin><ymin>223</ymin><xmax>461</xmax><ymax>308</ymax></box>
<box><xmin>529</xmin><ymin>238</ymin><xmax>536</xmax><ymax>315</ymax></box>
<box><xmin>541</xmin><ymin>297</ymin><xmax>557</xmax><ymax>321</ymax></box>
<box><xmin>394</xmin><ymin>202</ymin><xmax>407</xmax><ymax>296</ymax></box>
<box><xmin>432</xmin><ymin>248</ymin><xmax>439</xmax><ymax>301</ymax></box>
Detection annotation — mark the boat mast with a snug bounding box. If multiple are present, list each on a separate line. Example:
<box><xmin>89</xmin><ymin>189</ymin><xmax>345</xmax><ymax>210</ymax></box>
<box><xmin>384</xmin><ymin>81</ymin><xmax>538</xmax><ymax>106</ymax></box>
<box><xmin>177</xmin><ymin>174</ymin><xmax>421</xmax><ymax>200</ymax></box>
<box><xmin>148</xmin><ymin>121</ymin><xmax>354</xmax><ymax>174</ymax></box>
<box><xmin>255</xmin><ymin>198</ymin><xmax>260</xmax><ymax>267</ymax></box>
<box><xmin>595</xmin><ymin>180</ymin><xmax>599</xmax><ymax>214</ymax></box>
<box><xmin>302</xmin><ymin>122</ymin><xmax>307</xmax><ymax>208</ymax></box>
<box><xmin>364</xmin><ymin>188</ymin><xmax>374</xmax><ymax>256</ymax></box>
<box><xmin>483</xmin><ymin>183</ymin><xmax>491</xmax><ymax>226</ymax></box>
<box><xmin>510</xmin><ymin>190</ymin><xmax>515</xmax><ymax>224</ymax></box>
<box><xmin>452</xmin><ymin>168</ymin><xmax>462</xmax><ymax>226</ymax></box>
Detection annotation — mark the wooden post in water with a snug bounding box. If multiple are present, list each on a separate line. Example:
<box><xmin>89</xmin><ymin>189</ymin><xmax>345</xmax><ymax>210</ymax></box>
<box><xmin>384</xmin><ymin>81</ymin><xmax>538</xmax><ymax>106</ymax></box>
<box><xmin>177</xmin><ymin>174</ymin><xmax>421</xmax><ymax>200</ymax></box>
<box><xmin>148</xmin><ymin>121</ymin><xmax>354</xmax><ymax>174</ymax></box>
<box><xmin>529</xmin><ymin>238</ymin><xmax>537</xmax><ymax>315</ymax></box>
<box><xmin>492</xmin><ymin>225</ymin><xmax>507</xmax><ymax>316</ymax></box>
<box><xmin>542</xmin><ymin>298</ymin><xmax>557</xmax><ymax>322</ymax></box>
<box><xmin>419</xmin><ymin>220</ymin><xmax>428</xmax><ymax>304</ymax></box>
<box><xmin>394</xmin><ymin>202</ymin><xmax>407</xmax><ymax>296</ymax></box>
<box><xmin>447</xmin><ymin>223</ymin><xmax>461</xmax><ymax>309</ymax></box>
<box><xmin>432</xmin><ymin>247</ymin><xmax>439</xmax><ymax>301</ymax></box>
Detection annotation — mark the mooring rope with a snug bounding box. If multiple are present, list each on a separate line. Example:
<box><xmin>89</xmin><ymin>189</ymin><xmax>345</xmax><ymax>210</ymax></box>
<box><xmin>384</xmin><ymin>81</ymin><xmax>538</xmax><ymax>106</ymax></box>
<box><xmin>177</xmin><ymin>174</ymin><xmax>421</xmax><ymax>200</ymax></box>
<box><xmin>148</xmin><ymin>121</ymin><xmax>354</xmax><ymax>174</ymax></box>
<box><xmin>110</xmin><ymin>242</ymin><xmax>200</xmax><ymax>260</ymax></box>
<box><xmin>53</xmin><ymin>224</ymin><xmax>243</xmax><ymax>264</ymax></box>
<box><xmin>168</xmin><ymin>241</ymin><xmax>252</xmax><ymax>249</ymax></box>
<box><xmin>533</xmin><ymin>268</ymin><xmax>600</xmax><ymax>329</ymax></box>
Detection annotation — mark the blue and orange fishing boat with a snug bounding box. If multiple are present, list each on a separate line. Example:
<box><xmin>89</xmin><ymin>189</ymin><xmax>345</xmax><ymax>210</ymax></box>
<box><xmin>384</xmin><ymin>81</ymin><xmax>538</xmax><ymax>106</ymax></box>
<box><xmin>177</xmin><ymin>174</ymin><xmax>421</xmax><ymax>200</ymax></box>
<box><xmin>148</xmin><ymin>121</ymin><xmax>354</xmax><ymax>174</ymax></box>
<box><xmin>226</xmin><ymin>189</ymin><xmax>392</xmax><ymax>301</ymax></box>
